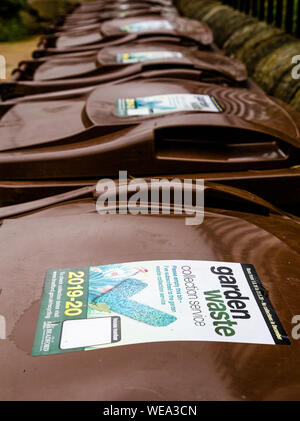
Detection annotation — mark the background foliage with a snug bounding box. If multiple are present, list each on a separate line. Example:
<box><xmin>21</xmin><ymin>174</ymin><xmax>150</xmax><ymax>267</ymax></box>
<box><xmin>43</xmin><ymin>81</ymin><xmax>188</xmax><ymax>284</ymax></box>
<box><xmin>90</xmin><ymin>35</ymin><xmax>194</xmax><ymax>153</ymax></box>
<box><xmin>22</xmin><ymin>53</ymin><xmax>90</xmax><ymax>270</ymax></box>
<box><xmin>0</xmin><ymin>0</ymin><xmax>45</xmax><ymax>41</ymax></box>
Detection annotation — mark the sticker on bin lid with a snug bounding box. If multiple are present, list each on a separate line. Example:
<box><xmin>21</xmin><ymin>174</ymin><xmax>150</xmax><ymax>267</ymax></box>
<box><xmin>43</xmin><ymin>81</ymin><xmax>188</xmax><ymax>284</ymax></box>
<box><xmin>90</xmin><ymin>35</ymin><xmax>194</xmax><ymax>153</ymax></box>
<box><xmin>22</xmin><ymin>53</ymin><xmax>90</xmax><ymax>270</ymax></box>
<box><xmin>116</xmin><ymin>94</ymin><xmax>223</xmax><ymax>117</ymax></box>
<box><xmin>32</xmin><ymin>260</ymin><xmax>290</xmax><ymax>356</ymax></box>
<box><xmin>120</xmin><ymin>20</ymin><xmax>174</xmax><ymax>32</ymax></box>
<box><xmin>115</xmin><ymin>50</ymin><xmax>183</xmax><ymax>63</ymax></box>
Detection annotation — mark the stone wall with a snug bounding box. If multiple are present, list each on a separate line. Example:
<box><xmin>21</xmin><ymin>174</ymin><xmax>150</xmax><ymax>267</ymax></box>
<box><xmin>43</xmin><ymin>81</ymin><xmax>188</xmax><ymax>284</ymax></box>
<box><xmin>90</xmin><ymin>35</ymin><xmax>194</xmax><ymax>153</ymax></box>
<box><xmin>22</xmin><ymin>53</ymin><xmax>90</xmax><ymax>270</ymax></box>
<box><xmin>174</xmin><ymin>0</ymin><xmax>300</xmax><ymax>112</ymax></box>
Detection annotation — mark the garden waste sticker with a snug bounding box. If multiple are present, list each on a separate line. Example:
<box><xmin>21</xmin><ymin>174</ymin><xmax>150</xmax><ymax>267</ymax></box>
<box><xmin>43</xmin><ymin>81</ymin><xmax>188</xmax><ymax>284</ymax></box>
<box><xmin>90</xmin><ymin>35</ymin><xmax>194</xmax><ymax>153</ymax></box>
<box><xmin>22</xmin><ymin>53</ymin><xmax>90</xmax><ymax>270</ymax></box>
<box><xmin>32</xmin><ymin>260</ymin><xmax>290</xmax><ymax>356</ymax></box>
<box><xmin>116</xmin><ymin>94</ymin><xmax>222</xmax><ymax>116</ymax></box>
<box><xmin>120</xmin><ymin>20</ymin><xmax>174</xmax><ymax>32</ymax></box>
<box><xmin>115</xmin><ymin>50</ymin><xmax>183</xmax><ymax>63</ymax></box>
<box><xmin>119</xmin><ymin>4</ymin><xmax>130</xmax><ymax>9</ymax></box>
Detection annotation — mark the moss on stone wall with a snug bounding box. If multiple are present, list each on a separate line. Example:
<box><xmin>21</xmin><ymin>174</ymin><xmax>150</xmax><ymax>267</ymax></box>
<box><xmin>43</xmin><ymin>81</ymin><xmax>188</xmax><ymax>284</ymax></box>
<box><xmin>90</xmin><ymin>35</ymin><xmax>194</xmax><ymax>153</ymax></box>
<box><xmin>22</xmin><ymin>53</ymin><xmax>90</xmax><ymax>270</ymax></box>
<box><xmin>175</xmin><ymin>0</ymin><xmax>300</xmax><ymax>112</ymax></box>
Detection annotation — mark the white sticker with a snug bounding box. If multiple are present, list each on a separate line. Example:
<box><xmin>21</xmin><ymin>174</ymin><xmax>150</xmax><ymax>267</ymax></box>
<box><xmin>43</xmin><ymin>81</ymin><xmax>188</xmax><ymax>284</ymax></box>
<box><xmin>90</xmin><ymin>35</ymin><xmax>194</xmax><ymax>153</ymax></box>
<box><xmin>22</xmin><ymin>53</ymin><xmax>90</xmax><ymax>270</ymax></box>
<box><xmin>60</xmin><ymin>317</ymin><xmax>114</xmax><ymax>349</ymax></box>
<box><xmin>118</xmin><ymin>11</ymin><xmax>128</xmax><ymax>18</ymax></box>
<box><xmin>32</xmin><ymin>260</ymin><xmax>290</xmax><ymax>356</ymax></box>
<box><xmin>115</xmin><ymin>51</ymin><xmax>183</xmax><ymax>63</ymax></box>
<box><xmin>120</xmin><ymin>20</ymin><xmax>174</xmax><ymax>33</ymax></box>
<box><xmin>116</xmin><ymin>94</ymin><xmax>223</xmax><ymax>117</ymax></box>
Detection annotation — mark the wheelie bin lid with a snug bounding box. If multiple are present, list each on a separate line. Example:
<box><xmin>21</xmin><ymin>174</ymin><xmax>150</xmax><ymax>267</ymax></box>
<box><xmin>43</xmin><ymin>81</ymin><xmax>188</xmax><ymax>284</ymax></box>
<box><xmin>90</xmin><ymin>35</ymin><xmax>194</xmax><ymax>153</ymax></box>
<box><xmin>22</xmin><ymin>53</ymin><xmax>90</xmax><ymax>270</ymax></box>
<box><xmin>0</xmin><ymin>181</ymin><xmax>299</xmax><ymax>400</ymax></box>
<box><xmin>36</xmin><ymin>16</ymin><xmax>213</xmax><ymax>55</ymax></box>
<box><xmin>6</xmin><ymin>44</ymin><xmax>248</xmax><ymax>96</ymax></box>
<box><xmin>72</xmin><ymin>0</ymin><xmax>174</xmax><ymax>14</ymax></box>
<box><xmin>0</xmin><ymin>78</ymin><xmax>299</xmax><ymax>179</ymax></box>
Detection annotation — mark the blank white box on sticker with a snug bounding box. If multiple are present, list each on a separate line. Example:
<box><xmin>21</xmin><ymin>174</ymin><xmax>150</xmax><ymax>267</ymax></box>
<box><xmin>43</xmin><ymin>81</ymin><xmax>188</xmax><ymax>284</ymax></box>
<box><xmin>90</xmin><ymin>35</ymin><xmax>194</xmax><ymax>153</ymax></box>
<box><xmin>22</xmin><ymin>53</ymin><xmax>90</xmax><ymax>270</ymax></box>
<box><xmin>60</xmin><ymin>317</ymin><xmax>112</xmax><ymax>349</ymax></box>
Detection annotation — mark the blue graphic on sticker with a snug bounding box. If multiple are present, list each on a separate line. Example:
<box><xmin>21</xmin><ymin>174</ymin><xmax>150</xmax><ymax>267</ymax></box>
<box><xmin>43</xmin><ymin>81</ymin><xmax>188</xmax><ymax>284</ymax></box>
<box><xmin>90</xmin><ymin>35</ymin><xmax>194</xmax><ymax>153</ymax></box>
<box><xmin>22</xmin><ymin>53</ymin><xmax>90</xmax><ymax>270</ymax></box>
<box><xmin>92</xmin><ymin>278</ymin><xmax>177</xmax><ymax>327</ymax></box>
<box><xmin>135</xmin><ymin>97</ymin><xmax>175</xmax><ymax>112</ymax></box>
<box><xmin>89</xmin><ymin>264</ymin><xmax>148</xmax><ymax>296</ymax></box>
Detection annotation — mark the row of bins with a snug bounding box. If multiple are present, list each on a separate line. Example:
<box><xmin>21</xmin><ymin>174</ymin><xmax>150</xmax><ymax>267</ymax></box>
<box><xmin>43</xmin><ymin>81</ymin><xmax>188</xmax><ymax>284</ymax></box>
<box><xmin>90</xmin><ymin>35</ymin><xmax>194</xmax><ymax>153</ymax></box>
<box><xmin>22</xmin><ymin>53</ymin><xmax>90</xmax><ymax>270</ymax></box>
<box><xmin>0</xmin><ymin>0</ymin><xmax>300</xmax><ymax>401</ymax></box>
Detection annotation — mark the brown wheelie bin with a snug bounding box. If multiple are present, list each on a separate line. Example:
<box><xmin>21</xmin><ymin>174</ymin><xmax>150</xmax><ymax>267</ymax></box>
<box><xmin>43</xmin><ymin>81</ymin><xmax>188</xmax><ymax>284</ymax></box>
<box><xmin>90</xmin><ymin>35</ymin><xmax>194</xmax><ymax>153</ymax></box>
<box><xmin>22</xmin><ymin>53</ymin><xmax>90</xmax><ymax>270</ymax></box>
<box><xmin>33</xmin><ymin>16</ymin><xmax>213</xmax><ymax>57</ymax></box>
<box><xmin>71</xmin><ymin>0</ymin><xmax>174</xmax><ymax>15</ymax></box>
<box><xmin>56</xmin><ymin>0</ymin><xmax>176</xmax><ymax>25</ymax></box>
<box><xmin>49</xmin><ymin>3</ymin><xmax>179</xmax><ymax>31</ymax></box>
<box><xmin>60</xmin><ymin>8</ymin><xmax>178</xmax><ymax>29</ymax></box>
<box><xmin>0</xmin><ymin>78</ymin><xmax>299</xmax><ymax>211</ymax></box>
<box><xmin>0</xmin><ymin>181</ymin><xmax>299</xmax><ymax>400</ymax></box>
<box><xmin>4</xmin><ymin>45</ymin><xmax>251</xmax><ymax>98</ymax></box>
<box><xmin>47</xmin><ymin>4</ymin><xmax>178</xmax><ymax>32</ymax></box>
<box><xmin>0</xmin><ymin>78</ymin><xmax>298</xmax><ymax>174</ymax></box>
